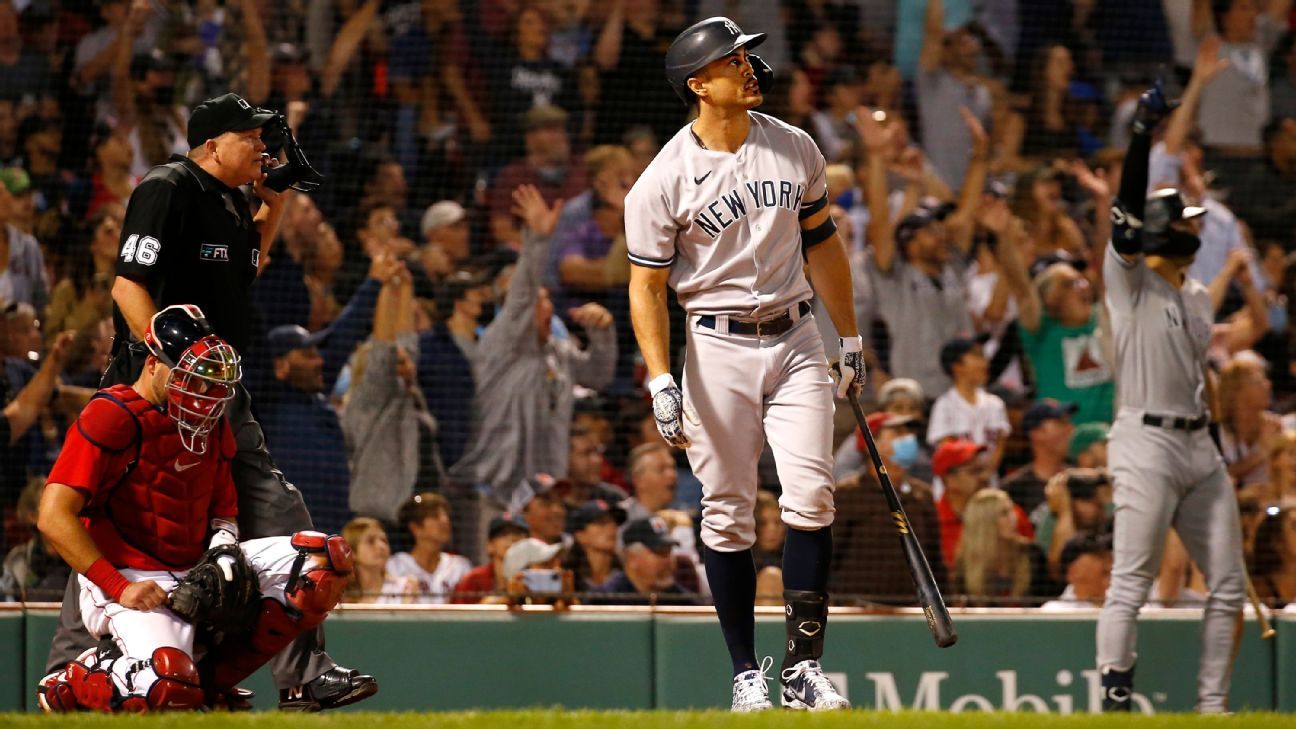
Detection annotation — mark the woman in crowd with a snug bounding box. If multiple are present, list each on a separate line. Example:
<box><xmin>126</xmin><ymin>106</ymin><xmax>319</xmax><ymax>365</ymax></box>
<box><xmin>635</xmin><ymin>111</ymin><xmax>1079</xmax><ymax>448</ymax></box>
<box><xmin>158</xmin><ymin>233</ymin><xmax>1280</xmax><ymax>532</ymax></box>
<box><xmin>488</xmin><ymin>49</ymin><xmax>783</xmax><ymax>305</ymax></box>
<box><xmin>44</xmin><ymin>204</ymin><xmax>121</xmax><ymax>342</ymax></box>
<box><xmin>1239</xmin><ymin>431</ymin><xmax>1296</xmax><ymax>551</ymax></box>
<box><xmin>953</xmin><ymin>489</ymin><xmax>1056</xmax><ymax>605</ymax></box>
<box><xmin>562</xmin><ymin>502</ymin><xmax>623</xmax><ymax>592</ymax></box>
<box><xmin>343</xmin><ymin>264</ymin><xmax>442</xmax><ymax>524</ymax></box>
<box><xmin>1250</xmin><ymin>507</ymin><xmax>1296</xmax><ymax>608</ymax></box>
<box><xmin>1010</xmin><ymin>164</ymin><xmax>1085</xmax><ymax>260</ymax></box>
<box><xmin>341</xmin><ymin>517</ymin><xmax>414</xmax><ymax>604</ymax></box>
<box><xmin>1217</xmin><ymin>351</ymin><xmax>1281</xmax><ymax>488</ymax></box>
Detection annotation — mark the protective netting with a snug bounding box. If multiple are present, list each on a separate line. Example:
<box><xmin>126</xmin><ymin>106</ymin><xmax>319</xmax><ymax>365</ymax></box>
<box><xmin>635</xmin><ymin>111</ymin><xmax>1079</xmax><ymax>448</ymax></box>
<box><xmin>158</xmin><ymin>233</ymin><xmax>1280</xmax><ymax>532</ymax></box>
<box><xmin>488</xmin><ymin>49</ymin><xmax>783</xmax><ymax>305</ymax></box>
<box><xmin>0</xmin><ymin>0</ymin><xmax>1294</xmax><ymax>612</ymax></box>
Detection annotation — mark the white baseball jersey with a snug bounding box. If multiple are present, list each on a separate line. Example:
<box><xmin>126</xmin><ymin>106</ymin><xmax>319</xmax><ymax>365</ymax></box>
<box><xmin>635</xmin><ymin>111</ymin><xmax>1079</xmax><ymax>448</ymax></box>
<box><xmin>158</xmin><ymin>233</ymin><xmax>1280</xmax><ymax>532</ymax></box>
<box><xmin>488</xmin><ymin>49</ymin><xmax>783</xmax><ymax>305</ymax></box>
<box><xmin>625</xmin><ymin>111</ymin><xmax>828</xmax><ymax>316</ymax></box>
<box><xmin>386</xmin><ymin>551</ymin><xmax>472</xmax><ymax>605</ymax></box>
<box><xmin>926</xmin><ymin>387</ymin><xmax>1011</xmax><ymax>447</ymax></box>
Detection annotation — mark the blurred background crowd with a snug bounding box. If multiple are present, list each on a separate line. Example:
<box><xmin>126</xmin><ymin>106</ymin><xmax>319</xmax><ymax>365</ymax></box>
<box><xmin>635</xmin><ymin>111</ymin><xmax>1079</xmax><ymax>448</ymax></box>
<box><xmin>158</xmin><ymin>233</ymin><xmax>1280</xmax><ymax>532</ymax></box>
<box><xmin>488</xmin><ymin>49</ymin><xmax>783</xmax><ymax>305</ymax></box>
<box><xmin>2</xmin><ymin>0</ymin><xmax>1296</xmax><ymax>610</ymax></box>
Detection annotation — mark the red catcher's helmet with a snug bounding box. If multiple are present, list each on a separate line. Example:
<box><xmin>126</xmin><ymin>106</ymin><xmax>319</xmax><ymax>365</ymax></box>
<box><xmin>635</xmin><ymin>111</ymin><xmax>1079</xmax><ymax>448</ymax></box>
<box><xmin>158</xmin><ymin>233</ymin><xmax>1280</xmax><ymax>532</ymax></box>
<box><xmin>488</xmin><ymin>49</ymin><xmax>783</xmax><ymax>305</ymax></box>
<box><xmin>144</xmin><ymin>304</ymin><xmax>242</xmax><ymax>454</ymax></box>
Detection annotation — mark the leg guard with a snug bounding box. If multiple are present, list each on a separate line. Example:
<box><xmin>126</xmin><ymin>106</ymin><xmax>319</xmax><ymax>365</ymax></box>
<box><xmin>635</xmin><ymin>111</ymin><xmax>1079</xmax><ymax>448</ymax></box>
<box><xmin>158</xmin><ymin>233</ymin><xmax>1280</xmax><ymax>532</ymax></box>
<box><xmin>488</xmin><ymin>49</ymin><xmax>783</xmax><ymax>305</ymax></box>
<box><xmin>1101</xmin><ymin>664</ymin><xmax>1135</xmax><ymax>712</ymax></box>
<box><xmin>203</xmin><ymin>531</ymin><xmax>352</xmax><ymax>692</ymax></box>
<box><xmin>135</xmin><ymin>647</ymin><xmax>205</xmax><ymax>711</ymax></box>
<box><xmin>781</xmin><ymin>590</ymin><xmax>827</xmax><ymax>672</ymax></box>
<box><xmin>63</xmin><ymin>648</ymin><xmax>115</xmax><ymax>713</ymax></box>
<box><xmin>37</xmin><ymin>670</ymin><xmax>80</xmax><ymax>713</ymax></box>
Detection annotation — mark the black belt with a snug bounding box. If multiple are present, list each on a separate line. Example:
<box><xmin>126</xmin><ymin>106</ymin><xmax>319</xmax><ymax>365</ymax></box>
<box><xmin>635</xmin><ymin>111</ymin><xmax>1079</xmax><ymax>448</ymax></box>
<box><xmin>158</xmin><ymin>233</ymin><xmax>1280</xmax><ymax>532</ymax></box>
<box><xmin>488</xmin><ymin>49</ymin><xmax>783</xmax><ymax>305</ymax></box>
<box><xmin>697</xmin><ymin>301</ymin><xmax>812</xmax><ymax>337</ymax></box>
<box><xmin>1142</xmin><ymin>413</ymin><xmax>1209</xmax><ymax>431</ymax></box>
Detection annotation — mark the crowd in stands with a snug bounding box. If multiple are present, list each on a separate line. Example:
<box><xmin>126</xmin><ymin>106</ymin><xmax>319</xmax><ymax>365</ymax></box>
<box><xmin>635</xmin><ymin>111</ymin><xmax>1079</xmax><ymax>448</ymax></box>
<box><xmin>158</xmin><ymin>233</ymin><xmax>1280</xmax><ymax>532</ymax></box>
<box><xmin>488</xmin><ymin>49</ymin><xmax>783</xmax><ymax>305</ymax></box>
<box><xmin>5</xmin><ymin>0</ymin><xmax>1296</xmax><ymax>611</ymax></box>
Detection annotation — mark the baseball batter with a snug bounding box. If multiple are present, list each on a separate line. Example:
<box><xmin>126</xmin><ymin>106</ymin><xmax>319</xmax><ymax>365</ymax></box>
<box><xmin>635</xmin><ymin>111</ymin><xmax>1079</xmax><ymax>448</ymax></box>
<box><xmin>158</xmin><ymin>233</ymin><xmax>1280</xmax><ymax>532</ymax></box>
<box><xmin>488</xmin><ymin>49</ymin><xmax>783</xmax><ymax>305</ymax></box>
<box><xmin>1096</xmin><ymin>84</ymin><xmax>1246</xmax><ymax>713</ymax></box>
<box><xmin>627</xmin><ymin>17</ymin><xmax>863</xmax><ymax>712</ymax></box>
<box><xmin>34</xmin><ymin>306</ymin><xmax>352</xmax><ymax>713</ymax></box>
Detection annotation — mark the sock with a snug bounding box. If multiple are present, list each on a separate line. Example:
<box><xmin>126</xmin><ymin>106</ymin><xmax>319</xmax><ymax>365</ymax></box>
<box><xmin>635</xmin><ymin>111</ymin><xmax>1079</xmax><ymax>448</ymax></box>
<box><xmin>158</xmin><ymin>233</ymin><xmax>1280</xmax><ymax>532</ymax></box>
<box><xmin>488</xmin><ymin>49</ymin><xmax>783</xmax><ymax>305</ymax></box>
<box><xmin>703</xmin><ymin>547</ymin><xmax>757</xmax><ymax>677</ymax></box>
<box><xmin>782</xmin><ymin>526</ymin><xmax>832</xmax><ymax>592</ymax></box>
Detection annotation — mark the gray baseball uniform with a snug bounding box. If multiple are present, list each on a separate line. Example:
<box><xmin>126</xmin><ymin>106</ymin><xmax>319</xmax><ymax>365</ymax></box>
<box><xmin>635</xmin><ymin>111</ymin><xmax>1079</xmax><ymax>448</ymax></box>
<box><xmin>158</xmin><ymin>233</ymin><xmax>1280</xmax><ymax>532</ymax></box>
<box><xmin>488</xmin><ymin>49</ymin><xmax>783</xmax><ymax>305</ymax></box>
<box><xmin>1096</xmin><ymin>241</ymin><xmax>1246</xmax><ymax>712</ymax></box>
<box><xmin>626</xmin><ymin>111</ymin><xmax>837</xmax><ymax>551</ymax></box>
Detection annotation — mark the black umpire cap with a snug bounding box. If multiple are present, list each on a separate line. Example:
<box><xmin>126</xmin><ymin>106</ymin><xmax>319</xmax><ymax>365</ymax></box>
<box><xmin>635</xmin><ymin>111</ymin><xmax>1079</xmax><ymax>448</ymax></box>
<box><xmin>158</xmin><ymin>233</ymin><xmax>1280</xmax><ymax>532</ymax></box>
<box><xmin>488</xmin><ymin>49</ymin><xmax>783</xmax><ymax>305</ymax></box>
<box><xmin>187</xmin><ymin>93</ymin><xmax>277</xmax><ymax>149</ymax></box>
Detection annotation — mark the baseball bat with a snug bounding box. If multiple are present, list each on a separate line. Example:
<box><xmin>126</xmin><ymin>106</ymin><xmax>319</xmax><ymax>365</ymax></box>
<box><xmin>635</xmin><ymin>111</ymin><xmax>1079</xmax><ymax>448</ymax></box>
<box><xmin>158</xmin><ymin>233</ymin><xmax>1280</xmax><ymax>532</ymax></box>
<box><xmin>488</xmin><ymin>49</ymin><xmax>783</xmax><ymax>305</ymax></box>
<box><xmin>1245</xmin><ymin>573</ymin><xmax>1276</xmax><ymax>640</ymax></box>
<box><xmin>846</xmin><ymin>392</ymin><xmax>958</xmax><ymax>648</ymax></box>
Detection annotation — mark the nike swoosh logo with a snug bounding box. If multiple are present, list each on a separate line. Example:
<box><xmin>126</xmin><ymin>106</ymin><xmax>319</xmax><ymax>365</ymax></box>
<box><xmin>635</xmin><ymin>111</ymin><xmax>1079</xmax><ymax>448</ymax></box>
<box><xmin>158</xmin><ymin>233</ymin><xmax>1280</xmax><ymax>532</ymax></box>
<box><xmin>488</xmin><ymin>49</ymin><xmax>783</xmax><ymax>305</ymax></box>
<box><xmin>694</xmin><ymin>171</ymin><xmax>712</xmax><ymax>185</ymax></box>
<box><xmin>174</xmin><ymin>460</ymin><xmax>200</xmax><ymax>472</ymax></box>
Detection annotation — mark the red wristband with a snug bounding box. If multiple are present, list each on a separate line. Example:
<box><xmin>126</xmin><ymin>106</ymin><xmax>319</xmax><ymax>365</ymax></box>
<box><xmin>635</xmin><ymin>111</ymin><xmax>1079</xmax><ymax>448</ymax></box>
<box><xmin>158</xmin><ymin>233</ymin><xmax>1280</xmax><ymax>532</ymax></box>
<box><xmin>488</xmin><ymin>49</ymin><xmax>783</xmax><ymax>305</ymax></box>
<box><xmin>85</xmin><ymin>558</ymin><xmax>129</xmax><ymax>601</ymax></box>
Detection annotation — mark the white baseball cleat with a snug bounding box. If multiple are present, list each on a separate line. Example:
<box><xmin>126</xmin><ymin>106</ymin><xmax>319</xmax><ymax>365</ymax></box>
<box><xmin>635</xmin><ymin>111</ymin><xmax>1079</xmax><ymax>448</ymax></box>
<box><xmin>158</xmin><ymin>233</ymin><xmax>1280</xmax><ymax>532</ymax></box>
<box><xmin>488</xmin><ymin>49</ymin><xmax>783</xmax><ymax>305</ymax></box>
<box><xmin>730</xmin><ymin>656</ymin><xmax>774</xmax><ymax>712</ymax></box>
<box><xmin>780</xmin><ymin>659</ymin><xmax>851</xmax><ymax>711</ymax></box>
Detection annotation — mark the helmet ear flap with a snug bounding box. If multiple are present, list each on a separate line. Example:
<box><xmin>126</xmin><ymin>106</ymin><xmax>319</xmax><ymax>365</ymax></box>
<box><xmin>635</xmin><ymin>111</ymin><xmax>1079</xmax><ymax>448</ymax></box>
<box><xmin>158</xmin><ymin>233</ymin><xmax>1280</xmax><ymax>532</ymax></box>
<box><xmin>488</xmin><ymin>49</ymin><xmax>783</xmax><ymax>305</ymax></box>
<box><xmin>750</xmin><ymin>54</ymin><xmax>773</xmax><ymax>94</ymax></box>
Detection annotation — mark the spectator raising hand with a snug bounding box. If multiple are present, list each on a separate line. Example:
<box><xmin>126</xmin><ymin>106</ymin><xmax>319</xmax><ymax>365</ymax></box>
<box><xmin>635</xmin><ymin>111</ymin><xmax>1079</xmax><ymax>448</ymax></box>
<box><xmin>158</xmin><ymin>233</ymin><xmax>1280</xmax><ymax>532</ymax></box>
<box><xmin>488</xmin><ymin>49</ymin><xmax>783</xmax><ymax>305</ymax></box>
<box><xmin>512</xmin><ymin>184</ymin><xmax>563</xmax><ymax>239</ymax></box>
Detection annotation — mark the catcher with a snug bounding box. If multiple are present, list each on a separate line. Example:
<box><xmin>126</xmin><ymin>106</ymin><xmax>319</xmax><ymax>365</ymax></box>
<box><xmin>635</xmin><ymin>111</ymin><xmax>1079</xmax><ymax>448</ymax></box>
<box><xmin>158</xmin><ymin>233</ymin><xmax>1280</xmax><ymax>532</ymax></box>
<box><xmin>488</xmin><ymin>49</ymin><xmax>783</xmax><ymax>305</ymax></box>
<box><xmin>34</xmin><ymin>305</ymin><xmax>352</xmax><ymax>712</ymax></box>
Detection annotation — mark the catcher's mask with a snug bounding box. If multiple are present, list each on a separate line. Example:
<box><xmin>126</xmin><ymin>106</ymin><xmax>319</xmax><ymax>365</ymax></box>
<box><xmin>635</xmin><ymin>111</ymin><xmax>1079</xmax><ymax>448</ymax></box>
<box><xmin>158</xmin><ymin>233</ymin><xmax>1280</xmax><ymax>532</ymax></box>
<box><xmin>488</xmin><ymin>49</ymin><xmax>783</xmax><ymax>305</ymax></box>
<box><xmin>144</xmin><ymin>304</ymin><xmax>242</xmax><ymax>454</ymax></box>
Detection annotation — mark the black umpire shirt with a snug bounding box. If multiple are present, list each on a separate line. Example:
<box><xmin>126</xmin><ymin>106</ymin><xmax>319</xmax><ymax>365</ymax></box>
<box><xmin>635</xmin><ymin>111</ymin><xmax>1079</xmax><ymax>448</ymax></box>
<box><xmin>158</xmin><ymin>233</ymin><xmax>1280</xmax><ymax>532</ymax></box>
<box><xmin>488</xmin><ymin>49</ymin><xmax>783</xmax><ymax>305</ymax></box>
<box><xmin>114</xmin><ymin>154</ymin><xmax>260</xmax><ymax>353</ymax></box>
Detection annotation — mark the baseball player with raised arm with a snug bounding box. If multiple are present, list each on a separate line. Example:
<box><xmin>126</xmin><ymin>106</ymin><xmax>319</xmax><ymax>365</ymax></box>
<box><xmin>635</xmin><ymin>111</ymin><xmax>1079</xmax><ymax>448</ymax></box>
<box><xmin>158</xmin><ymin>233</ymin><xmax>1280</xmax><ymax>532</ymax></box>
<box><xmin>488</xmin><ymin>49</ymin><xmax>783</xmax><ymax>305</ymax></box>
<box><xmin>1096</xmin><ymin>83</ymin><xmax>1246</xmax><ymax>713</ymax></box>
<box><xmin>627</xmin><ymin>17</ymin><xmax>864</xmax><ymax>712</ymax></box>
<box><xmin>34</xmin><ymin>305</ymin><xmax>352</xmax><ymax>713</ymax></box>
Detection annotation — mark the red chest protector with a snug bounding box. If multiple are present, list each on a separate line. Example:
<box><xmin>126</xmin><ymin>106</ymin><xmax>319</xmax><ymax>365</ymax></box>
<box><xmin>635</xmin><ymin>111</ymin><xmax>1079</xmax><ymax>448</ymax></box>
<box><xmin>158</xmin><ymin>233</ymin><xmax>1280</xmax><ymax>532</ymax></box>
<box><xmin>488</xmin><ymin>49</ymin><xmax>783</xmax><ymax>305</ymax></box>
<box><xmin>80</xmin><ymin>385</ymin><xmax>236</xmax><ymax>570</ymax></box>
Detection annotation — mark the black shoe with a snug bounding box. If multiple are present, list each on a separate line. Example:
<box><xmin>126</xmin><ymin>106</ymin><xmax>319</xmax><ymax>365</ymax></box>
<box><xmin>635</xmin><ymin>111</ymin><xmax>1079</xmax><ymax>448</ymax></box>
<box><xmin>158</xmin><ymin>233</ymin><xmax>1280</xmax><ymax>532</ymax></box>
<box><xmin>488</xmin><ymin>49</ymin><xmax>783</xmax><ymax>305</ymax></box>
<box><xmin>279</xmin><ymin>666</ymin><xmax>378</xmax><ymax>712</ymax></box>
<box><xmin>1101</xmin><ymin>665</ymin><xmax>1134</xmax><ymax>712</ymax></box>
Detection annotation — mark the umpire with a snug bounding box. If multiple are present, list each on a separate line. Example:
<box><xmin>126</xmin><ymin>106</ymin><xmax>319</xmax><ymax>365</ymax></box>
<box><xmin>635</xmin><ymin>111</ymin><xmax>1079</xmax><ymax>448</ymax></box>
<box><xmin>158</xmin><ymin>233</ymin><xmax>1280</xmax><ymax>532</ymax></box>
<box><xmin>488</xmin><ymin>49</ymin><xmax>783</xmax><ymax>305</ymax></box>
<box><xmin>45</xmin><ymin>93</ymin><xmax>378</xmax><ymax>711</ymax></box>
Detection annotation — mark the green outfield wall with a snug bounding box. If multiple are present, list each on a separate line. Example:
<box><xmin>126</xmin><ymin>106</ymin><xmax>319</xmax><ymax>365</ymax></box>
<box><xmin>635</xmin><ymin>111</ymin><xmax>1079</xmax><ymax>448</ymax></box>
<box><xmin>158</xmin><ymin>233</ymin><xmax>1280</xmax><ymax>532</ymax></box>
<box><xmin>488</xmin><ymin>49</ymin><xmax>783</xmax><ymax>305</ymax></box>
<box><xmin>3</xmin><ymin>606</ymin><xmax>1291</xmax><ymax>713</ymax></box>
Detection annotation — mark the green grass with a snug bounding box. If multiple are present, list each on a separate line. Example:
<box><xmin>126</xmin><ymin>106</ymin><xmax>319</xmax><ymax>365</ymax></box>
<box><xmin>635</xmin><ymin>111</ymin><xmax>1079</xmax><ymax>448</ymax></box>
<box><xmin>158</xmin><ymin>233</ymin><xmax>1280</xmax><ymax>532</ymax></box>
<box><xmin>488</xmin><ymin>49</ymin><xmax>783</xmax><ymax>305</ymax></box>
<box><xmin>2</xmin><ymin>711</ymin><xmax>1290</xmax><ymax>728</ymax></box>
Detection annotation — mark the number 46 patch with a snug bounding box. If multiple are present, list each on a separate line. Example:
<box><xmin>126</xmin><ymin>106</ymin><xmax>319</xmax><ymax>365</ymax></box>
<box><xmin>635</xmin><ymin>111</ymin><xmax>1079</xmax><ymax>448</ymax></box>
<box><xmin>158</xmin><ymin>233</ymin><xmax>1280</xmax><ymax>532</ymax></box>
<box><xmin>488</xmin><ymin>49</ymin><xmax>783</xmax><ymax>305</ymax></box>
<box><xmin>121</xmin><ymin>234</ymin><xmax>160</xmax><ymax>265</ymax></box>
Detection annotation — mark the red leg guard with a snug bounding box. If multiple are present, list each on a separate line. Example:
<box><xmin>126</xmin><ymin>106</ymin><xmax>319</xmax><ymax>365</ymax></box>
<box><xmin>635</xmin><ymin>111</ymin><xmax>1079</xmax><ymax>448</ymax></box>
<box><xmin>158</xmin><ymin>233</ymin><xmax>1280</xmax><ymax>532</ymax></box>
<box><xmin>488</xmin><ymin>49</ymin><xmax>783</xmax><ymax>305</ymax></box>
<box><xmin>37</xmin><ymin>671</ymin><xmax>80</xmax><ymax>713</ymax></box>
<box><xmin>203</xmin><ymin>533</ymin><xmax>350</xmax><ymax>692</ymax></box>
<box><xmin>142</xmin><ymin>647</ymin><xmax>205</xmax><ymax>711</ymax></box>
<box><xmin>65</xmin><ymin>659</ymin><xmax>115</xmax><ymax>713</ymax></box>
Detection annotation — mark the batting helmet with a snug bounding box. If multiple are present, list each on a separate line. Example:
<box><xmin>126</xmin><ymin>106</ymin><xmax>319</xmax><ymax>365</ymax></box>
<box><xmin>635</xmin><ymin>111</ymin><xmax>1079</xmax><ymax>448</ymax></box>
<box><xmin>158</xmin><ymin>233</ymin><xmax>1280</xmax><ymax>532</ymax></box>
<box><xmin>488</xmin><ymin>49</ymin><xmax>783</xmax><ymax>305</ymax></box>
<box><xmin>665</xmin><ymin>16</ymin><xmax>767</xmax><ymax>103</ymax></box>
<box><xmin>1142</xmin><ymin>188</ymin><xmax>1205</xmax><ymax>258</ymax></box>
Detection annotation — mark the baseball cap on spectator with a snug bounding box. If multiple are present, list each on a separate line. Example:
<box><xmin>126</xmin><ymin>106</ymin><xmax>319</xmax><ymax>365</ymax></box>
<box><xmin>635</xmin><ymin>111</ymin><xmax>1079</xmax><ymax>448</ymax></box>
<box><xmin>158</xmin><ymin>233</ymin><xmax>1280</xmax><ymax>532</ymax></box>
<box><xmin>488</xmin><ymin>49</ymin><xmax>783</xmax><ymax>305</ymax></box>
<box><xmin>509</xmin><ymin>473</ymin><xmax>567</xmax><ymax>515</ymax></box>
<box><xmin>858</xmin><ymin>411</ymin><xmax>917</xmax><ymax>453</ymax></box>
<box><xmin>878</xmin><ymin>378</ymin><xmax>925</xmax><ymax>408</ymax></box>
<box><xmin>1065</xmin><ymin>471</ymin><xmax>1109</xmax><ymax>500</ymax></box>
<box><xmin>621</xmin><ymin>517</ymin><xmax>677</xmax><ymax>551</ymax></box>
<box><xmin>1058</xmin><ymin>532</ymin><xmax>1112</xmax><ymax>576</ymax></box>
<box><xmin>1068</xmin><ymin>422</ymin><xmax>1110</xmax><ymax>461</ymax></box>
<box><xmin>187</xmin><ymin>93</ymin><xmax>278</xmax><ymax>149</ymax></box>
<box><xmin>130</xmin><ymin>48</ymin><xmax>176</xmax><ymax>79</ymax></box>
<box><xmin>1022</xmin><ymin>399</ymin><xmax>1079</xmax><ymax>434</ymax></box>
<box><xmin>488</xmin><ymin>512</ymin><xmax>530</xmax><ymax>539</ymax></box>
<box><xmin>566</xmin><ymin>499</ymin><xmax>627</xmax><ymax>533</ymax></box>
<box><xmin>984</xmin><ymin>179</ymin><xmax>1010</xmax><ymax>199</ymax></box>
<box><xmin>0</xmin><ymin>167</ymin><xmax>30</xmax><ymax>196</ymax></box>
<box><xmin>524</xmin><ymin>105</ymin><xmax>568</xmax><ymax>132</ymax></box>
<box><xmin>421</xmin><ymin>201</ymin><xmax>467</xmax><ymax>239</ymax></box>
<box><xmin>895</xmin><ymin>208</ymin><xmax>938</xmax><ymax>251</ymax></box>
<box><xmin>501</xmin><ymin>538</ymin><xmax>564</xmax><ymax>581</ymax></box>
<box><xmin>865</xmin><ymin>411</ymin><xmax>916</xmax><ymax>433</ymax></box>
<box><xmin>932</xmin><ymin>439</ymin><xmax>985</xmax><ymax>478</ymax></box>
<box><xmin>1029</xmin><ymin>251</ymin><xmax>1089</xmax><ymax>280</ymax></box>
<box><xmin>823</xmin><ymin>65</ymin><xmax>861</xmax><ymax>90</ymax></box>
<box><xmin>939</xmin><ymin>333</ymin><xmax>991</xmax><ymax>376</ymax></box>
<box><xmin>267</xmin><ymin>324</ymin><xmax>325</xmax><ymax>359</ymax></box>
<box><xmin>271</xmin><ymin>42</ymin><xmax>307</xmax><ymax>65</ymax></box>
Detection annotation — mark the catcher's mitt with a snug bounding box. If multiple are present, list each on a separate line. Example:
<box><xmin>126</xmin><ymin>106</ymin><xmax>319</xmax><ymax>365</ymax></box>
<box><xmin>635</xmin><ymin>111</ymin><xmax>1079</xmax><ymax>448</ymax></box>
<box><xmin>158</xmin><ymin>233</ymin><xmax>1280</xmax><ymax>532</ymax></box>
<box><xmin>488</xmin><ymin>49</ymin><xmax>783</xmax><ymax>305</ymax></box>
<box><xmin>168</xmin><ymin>544</ymin><xmax>261</xmax><ymax>634</ymax></box>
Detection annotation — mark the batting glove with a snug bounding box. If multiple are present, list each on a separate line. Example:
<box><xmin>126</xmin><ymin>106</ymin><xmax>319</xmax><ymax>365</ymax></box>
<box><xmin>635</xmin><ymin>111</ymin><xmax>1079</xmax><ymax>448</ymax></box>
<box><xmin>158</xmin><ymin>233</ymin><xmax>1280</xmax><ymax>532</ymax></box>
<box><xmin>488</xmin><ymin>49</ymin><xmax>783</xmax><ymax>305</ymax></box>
<box><xmin>830</xmin><ymin>336</ymin><xmax>866</xmax><ymax>399</ymax></box>
<box><xmin>649</xmin><ymin>373</ymin><xmax>692</xmax><ymax>449</ymax></box>
<box><xmin>1132</xmin><ymin>80</ymin><xmax>1178</xmax><ymax>135</ymax></box>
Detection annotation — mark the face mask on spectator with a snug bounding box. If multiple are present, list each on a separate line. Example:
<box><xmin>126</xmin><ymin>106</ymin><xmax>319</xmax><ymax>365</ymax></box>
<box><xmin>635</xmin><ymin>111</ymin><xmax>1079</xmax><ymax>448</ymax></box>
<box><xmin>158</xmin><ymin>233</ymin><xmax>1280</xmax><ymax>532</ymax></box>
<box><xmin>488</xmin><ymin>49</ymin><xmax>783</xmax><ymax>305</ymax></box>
<box><xmin>477</xmin><ymin>302</ymin><xmax>496</xmax><ymax>326</ymax></box>
<box><xmin>890</xmin><ymin>434</ymin><xmax>919</xmax><ymax>470</ymax></box>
